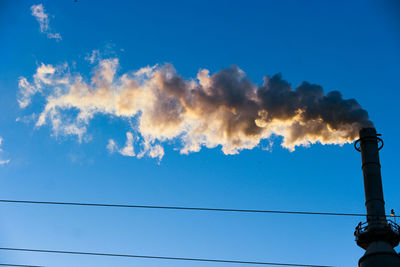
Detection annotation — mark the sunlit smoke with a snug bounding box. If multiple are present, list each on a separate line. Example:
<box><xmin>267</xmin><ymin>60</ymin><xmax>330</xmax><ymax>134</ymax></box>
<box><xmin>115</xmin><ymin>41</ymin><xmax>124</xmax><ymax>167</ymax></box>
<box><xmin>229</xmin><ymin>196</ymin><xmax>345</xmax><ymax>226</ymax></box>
<box><xmin>30</xmin><ymin>4</ymin><xmax>62</xmax><ymax>41</ymax></box>
<box><xmin>18</xmin><ymin>56</ymin><xmax>372</xmax><ymax>160</ymax></box>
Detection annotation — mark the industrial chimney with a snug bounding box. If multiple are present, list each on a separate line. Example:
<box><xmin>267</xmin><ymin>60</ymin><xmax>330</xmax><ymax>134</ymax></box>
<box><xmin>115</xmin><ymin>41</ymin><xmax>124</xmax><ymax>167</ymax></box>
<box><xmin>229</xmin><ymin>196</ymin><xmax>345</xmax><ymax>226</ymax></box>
<box><xmin>354</xmin><ymin>128</ymin><xmax>400</xmax><ymax>267</ymax></box>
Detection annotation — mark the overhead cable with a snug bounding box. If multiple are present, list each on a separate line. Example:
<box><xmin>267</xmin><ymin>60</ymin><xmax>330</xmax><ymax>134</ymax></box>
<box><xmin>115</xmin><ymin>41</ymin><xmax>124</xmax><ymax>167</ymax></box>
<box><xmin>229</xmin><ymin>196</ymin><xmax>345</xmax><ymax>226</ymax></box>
<box><xmin>0</xmin><ymin>264</ymin><xmax>43</xmax><ymax>267</ymax></box>
<box><xmin>0</xmin><ymin>199</ymin><xmax>398</xmax><ymax>218</ymax></box>
<box><xmin>0</xmin><ymin>247</ymin><xmax>333</xmax><ymax>267</ymax></box>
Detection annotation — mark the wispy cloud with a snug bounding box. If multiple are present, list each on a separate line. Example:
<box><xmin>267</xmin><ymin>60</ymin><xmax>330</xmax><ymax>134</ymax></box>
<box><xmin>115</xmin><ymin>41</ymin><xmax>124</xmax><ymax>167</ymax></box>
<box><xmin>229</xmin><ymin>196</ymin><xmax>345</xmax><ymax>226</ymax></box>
<box><xmin>31</xmin><ymin>4</ymin><xmax>62</xmax><ymax>41</ymax></box>
<box><xmin>18</xmin><ymin>52</ymin><xmax>371</xmax><ymax>161</ymax></box>
<box><xmin>0</xmin><ymin>137</ymin><xmax>10</xmax><ymax>166</ymax></box>
<box><xmin>107</xmin><ymin>132</ymin><xmax>164</xmax><ymax>161</ymax></box>
<box><xmin>107</xmin><ymin>132</ymin><xmax>136</xmax><ymax>157</ymax></box>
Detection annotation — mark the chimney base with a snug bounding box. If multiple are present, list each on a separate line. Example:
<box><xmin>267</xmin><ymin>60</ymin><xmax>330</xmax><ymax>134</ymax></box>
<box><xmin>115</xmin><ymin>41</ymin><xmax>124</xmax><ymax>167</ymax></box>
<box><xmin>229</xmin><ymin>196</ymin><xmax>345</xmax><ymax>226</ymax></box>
<box><xmin>358</xmin><ymin>241</ymin><xmax>400</xmax><ymax>267</ymax></box>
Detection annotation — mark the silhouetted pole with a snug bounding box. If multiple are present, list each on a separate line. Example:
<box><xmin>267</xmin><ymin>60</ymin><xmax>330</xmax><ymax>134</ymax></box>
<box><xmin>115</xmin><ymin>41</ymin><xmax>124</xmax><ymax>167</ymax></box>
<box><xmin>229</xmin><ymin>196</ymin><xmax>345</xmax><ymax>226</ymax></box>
<box><xmin>354</xmin><ymin>128</ymin><xmax>400</xmax><ymax>267</ymax></box>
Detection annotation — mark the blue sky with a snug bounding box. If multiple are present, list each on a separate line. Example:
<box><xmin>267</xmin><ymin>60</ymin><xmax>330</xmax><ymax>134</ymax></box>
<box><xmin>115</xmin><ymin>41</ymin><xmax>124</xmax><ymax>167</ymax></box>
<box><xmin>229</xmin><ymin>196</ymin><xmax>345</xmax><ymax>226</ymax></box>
<box><xmin>0</xmin><ymin>0</ymin><xmax>400</xmax><ymax>266</ymax></box>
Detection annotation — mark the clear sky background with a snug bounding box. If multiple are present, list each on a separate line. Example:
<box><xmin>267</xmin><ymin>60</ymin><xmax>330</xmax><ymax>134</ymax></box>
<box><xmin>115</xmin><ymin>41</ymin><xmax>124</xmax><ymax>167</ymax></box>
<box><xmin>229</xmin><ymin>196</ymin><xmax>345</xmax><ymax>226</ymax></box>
<box><xmin>0</xmin><ymin>0</ymin><xmax>399</xmax><ymax>266</ymax></box>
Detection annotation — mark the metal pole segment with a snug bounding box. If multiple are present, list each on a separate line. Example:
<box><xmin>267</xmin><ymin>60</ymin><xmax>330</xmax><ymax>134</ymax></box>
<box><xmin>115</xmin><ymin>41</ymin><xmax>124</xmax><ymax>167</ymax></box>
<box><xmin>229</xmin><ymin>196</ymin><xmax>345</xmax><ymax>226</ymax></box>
<box><xmin>354</xmin><ymin>128</ymin><xmax>400</xmax><ymax>267</ymax></box>
<box><xmin>358</xmin><ymin>128</ymin><xmax>387</xmax><ymax>227</ymax></box>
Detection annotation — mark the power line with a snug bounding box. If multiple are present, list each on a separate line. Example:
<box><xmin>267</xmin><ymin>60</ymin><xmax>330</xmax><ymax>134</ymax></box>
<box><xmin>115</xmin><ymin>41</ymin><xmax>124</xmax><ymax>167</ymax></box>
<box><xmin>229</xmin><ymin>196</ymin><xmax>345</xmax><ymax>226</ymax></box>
<box><xmin>0</xmin><ymin>247</ymin><xmax>333</xmax><ymax>267</ymax></box>
<box><xmin>0</xmin><ymin>264</ymin><xmax>43</xmax><ymax>267</ymax></box>
<box><xmin>0</xmin><ymin>199</ymin><xmax>398</xmax><ymax>218</ymax></box>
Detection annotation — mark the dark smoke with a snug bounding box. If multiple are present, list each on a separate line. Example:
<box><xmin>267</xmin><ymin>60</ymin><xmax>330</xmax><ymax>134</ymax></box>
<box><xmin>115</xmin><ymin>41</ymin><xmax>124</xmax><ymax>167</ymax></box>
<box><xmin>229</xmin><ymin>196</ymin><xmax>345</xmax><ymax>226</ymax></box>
<box><xmin>18</xmin><ymin>59</ymin><xmax>373</xmax><ymax>158</ymax></box>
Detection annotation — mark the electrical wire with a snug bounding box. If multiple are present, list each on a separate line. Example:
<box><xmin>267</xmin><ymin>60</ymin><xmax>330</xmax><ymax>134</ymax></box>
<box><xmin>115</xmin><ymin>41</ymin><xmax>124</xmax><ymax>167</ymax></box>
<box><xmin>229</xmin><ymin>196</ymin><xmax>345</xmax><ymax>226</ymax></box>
<box><xmin>0</xmin><ymin>247</ymin><xmax>333</xmax><ymax>267</ymax></box>
<box><xmin>0</xmin><ymin>264</ymin><xmax>43</xmax><ymax>267</ymax></box>
<box><xmin>0</xmin><ymin>199</ymin><xmax>398</xmax><ymax>218</ymax></box>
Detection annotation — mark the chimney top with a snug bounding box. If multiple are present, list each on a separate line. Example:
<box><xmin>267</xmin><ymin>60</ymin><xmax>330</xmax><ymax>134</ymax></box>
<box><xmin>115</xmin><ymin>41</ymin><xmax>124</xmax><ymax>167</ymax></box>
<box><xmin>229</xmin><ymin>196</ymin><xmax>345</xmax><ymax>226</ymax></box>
<box><xmin>359</xmin><ymin>127</ymin><xmax>377</xmax><ymax>138</ymax></box>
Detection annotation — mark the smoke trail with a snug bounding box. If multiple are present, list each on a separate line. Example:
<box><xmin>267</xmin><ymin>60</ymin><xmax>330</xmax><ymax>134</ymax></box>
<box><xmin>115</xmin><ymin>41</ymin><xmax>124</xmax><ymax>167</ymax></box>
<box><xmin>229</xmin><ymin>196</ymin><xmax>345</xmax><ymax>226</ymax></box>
<box><xmin>18</xmin><ymin>56</ymin><xmax>372</xmax><ymax>160</ymax></box>
<box><xmin>0</xmin><ymin>136</ymin><xmax>10</xmax><ymax>166</ymax></box>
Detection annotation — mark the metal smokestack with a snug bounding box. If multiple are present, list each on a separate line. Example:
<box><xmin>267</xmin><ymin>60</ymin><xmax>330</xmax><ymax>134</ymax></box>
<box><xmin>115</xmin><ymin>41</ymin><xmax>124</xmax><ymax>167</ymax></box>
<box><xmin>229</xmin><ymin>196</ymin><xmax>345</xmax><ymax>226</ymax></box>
<box><xmin>357</xmin><ymin>128</ymin><xmax>386</xmax><ymax>225</ymax></box>
<box><xmin>354</xmin><ymin>128</ymin><xmax>400</xmax><ymax>267</ymax></box>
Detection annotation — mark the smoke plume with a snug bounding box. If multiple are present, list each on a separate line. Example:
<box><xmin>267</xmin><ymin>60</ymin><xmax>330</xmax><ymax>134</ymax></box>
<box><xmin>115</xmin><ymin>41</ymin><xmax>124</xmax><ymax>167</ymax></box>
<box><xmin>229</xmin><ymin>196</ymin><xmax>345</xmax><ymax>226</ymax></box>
<box><xmin>18</xmin><ymin>56</ymin><xmax>372</xmax><ymax>160</ymax></box>
<box><xmin>0</xmin><ymin>137</ymin><xmax>10</xmax><ymax>166</ymax></box>
<box><xmin>31</xmin><ymin>4</ymin><xmax>62</xmax><ymax>41</ymax></box>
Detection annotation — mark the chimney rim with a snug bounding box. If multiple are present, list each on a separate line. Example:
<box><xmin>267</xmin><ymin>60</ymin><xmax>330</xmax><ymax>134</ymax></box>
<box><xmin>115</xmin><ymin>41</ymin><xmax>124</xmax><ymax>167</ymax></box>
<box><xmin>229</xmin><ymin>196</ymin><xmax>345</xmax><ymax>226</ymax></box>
<box><xmin>354</xmin><ymin>128</ymin><xmax>384</xmax><ymax>152</ymax></box>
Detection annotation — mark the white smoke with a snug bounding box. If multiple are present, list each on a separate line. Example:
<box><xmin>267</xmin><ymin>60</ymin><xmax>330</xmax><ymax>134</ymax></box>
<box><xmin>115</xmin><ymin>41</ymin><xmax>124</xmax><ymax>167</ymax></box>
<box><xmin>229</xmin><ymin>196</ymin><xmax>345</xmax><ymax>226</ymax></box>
<box><xmin>0</xmin><ymin>137</ymin><xmax>10</xmax><ymax>166</ymax></box>
<box><xmin>18</xmin><ymin>56</ymin><xmax>371</xmax><ymax>160</ymax></box>
<box><xmin>31</xmin><ymin>4</ymin><xmax>62</xmax><ymax>41</ymax></box>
